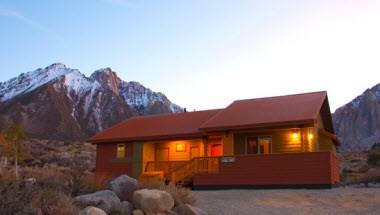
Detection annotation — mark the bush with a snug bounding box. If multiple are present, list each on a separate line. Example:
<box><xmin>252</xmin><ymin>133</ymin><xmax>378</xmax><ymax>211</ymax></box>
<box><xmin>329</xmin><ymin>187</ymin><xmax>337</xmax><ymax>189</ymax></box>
<box><xmin>29</xmin><ymin>189</ymin><xmax>79</xmax><ymax>215</ymax></box>
<box><xmin>359</xmin><ymin>168</ymin><xmax>380</xmax><ymax>184</ymax></box>
<box><xmin>158</xmin><ymin>183</ymin><xmax>196</xmax><ymax>206</ymax></box>
<box><xmin>0</xmin><ymin>173</ymin><xmax>79</xmax><ymax>215</ymax></box>
<box><xmin>367</xmin><ymin>148</ymin><xmax>380</xmax><ymax>166</ymax></box>
<box><xmin>71</xmin><ymin>171</ymin><xmax>104</xmax><ymax>196</ymax></box>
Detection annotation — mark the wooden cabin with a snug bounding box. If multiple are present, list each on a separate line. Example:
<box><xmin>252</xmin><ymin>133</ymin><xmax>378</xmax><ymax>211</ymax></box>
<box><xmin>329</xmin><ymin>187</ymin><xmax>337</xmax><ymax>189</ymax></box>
<box><xmin>88</xmin><ymin>91</ymin><xmax>340</xmax><ymax>189</ymax></box>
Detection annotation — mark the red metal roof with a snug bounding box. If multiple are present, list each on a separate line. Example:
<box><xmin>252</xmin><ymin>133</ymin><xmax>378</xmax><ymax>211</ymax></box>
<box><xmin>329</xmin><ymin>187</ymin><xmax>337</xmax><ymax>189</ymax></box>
<box><xmin>88</xmin><ymin>91</ymin><xmax>329</xmax><ymax>143</ymax></box>
<box><xmin>200</xmin><ymin>91</ymin><xmax>327</xmax><ymax>131</ymax></box>
<box><xmin>88</xmin><ymin>109</ymin><xmax>222</xmax><ymax>143</ymax></box>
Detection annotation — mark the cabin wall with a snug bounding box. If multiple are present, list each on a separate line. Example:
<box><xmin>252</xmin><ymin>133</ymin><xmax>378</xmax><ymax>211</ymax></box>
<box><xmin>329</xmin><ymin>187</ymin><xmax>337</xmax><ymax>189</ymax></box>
<box><xmin>193</xmin><ymin>152</ymin><xmax>340</xmax><ymax>188</ymax></box>
<box><xmin>142</xmin><ymin>142</ymin><xmax>155</xmax><ymax>173</ymax></box>
<box><xmin>319</xmin><ymin>134</ymin><xmax>336</xmax><ymax>152</ymax></box>
<box><xmin>223</xmin><ymin>132</ymin><xmax>234</xmax><ymax>156</ymax></box>
<box><xmin>95</xmin><ymin>143</ymin><xmax>134</xmax><ymax>181</ymax></box>
<box><xmin>317</xmin><ymin>114</ymin><xmax>336</xmax><ymax>152</ymax></box>
<box><xmin>233</xmin><ymin>128</ymin><xmax>318</xmax><ymax>154</ymax></box>
<box><xmin>132</xmin><ymin>142</ymin><xmax>143</xmax><ymax>178</ymax></box>
<box><xmin>143</xmin><ymin>139</ymin><xmax>205</xmax><ymax>163</ymax></box>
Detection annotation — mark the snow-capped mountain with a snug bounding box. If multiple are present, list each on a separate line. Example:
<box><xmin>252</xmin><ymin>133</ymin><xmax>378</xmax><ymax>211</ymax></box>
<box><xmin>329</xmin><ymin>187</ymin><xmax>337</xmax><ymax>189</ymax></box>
<box><xmin>0</xmin><ymin>63</ymin><xmax>182</xmax><ymax>140</ymax></box>
<box><xmin>333</xmin><ymin>84</ymin><xmax>380</xmax><ymax>151</ymax></box>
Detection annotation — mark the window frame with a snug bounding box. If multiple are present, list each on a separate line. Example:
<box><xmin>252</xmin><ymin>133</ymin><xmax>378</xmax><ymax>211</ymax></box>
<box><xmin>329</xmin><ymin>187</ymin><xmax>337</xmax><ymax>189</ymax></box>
<box><xmin>245</xmin><ymin>135</ymin><xmax>272</xmax><ymax>155</ymax></box>
<box><xmin>116</xmin><ymin>144</ymin><xmax>126</xmax><ymax>159</ymax></box>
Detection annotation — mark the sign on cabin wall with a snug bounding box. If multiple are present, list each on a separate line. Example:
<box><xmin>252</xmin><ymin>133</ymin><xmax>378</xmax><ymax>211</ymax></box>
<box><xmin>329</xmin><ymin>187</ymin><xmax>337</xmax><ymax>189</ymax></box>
<box><xmin>221</xmin><ymin>156</ymin><xmax>236</xmax><ymax>163</ymax></box>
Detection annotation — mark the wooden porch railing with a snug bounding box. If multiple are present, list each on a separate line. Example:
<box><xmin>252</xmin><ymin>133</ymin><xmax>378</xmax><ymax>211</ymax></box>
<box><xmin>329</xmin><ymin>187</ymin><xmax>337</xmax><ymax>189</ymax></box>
<box><xmin>167</xmin><ymin>157</ymin><xmax>220</xmax><ymax>184</ymax></box>
<box><xmin>145</xmin><ymin>161</ymin><xmax>187</xmax><ymax>173</ymax></box>
<box><xmin>144</xmin><ymin>157</ymin><xmax>220</xmax><ymax>184</ymax></box>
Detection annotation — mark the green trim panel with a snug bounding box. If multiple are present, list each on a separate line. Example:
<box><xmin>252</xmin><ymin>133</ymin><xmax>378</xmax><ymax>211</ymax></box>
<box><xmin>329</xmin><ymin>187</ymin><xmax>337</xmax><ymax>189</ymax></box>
<box><xmin>132</xmin><ymin>142</ymin><xmax>143</xmax><ymax>178</ymax></box>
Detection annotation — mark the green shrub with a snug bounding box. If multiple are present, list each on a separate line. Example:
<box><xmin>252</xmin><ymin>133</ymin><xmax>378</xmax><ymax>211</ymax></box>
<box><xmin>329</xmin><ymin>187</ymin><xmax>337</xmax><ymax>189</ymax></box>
<box><xmin>368</xmin><ymin>148</ymin><xmax>380</xmax><ymax>166</ymax></box>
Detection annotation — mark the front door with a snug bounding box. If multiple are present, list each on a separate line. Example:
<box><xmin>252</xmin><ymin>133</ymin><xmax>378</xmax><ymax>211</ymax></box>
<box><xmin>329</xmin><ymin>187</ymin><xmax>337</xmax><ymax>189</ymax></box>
<box><xmin>210</xmin><ymin>144</ymin><xmax>222</xmax><ymax>156</ymax></box>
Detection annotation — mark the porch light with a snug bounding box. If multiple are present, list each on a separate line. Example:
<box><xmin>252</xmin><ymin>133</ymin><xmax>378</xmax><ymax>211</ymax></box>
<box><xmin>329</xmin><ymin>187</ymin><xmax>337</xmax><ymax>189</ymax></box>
<box><xmin>292</xmin><ymin>132</ymin><xmax>299</xmax><ymax>140</ymax></box>
<box><xmin>176</xmin><ymin>142</ymin><xmax>186</xmax><ymax>152</ymax></box>
<box><xmin>308</xmin><ymin>133</ymin><xmax>313</xmax><ymax>140</ymax></box>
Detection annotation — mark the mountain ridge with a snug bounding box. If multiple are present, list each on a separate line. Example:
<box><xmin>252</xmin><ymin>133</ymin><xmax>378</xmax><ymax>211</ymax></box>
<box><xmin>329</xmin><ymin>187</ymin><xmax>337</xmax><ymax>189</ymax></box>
<box><xmin>333</xmin><ymin>83</ymin><xmax>380</xmax><ymax>152</ymax></box>
<box><xmin>0</xmin><ymin>63</ymin><xmax>182</xmax><ymax>140</ymax></box>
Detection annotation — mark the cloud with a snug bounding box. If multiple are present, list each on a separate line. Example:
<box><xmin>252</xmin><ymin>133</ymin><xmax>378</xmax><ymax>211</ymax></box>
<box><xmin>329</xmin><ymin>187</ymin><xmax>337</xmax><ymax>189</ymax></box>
<box><xmin>0</xmin><ymin>7</ymin><xmax>65</xmax><ymax>44</ymax></box>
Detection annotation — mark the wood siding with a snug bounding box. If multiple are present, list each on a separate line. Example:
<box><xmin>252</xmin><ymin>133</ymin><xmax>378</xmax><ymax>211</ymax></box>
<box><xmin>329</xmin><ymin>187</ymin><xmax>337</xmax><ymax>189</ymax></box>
<box><xmin>142</xmin><ymin>139</ymin><xmax>205</xmax><ymax>167</ymax></box>
<box><xmin>223</xmin><ymin>132</ymin><xmax>234</xmax><ymax>155</ymax></box>
<box><xmin>193</xmin><ymin>152</ymin><xmax>339</xmax><ymax>187</ymax></box>
<box><xmin>233</xmin><ymin>128</ymin><xmax>318</xmax><ymax>154</ymax></box>
<box><xmin>95</xmin><ymin>143</ymin><xmax>134</xmax><ymax>180</ymax></box>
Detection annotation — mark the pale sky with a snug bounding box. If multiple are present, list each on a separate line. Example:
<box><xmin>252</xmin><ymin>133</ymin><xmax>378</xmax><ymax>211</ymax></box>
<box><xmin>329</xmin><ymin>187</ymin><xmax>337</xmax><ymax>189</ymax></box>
<box><xmin>1</xmin><ymin>0</ymin><xmax>380</xmax><ymax>112</ymax></box>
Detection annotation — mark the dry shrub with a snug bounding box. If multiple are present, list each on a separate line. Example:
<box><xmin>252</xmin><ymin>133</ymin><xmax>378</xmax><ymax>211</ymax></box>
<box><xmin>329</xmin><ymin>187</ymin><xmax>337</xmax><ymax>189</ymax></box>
<box><xmin>71</xmin><ymin>172</ymin><xmax>105</xmax><ymax>196</ymax></box>
<box><xmin>158</xmin><ymin>183</ymin><xmax>196</xmax><ymax>206</ymax></box>
<box><xmin>359</xmin><ymin>168</ymin><xmax>380</xmax><ymax>184</ymax></box>
<box><xmin>21</xmin><ymin>166</ymin><xmax>73</xmax><ymax>194</ymax></box>
<box><xmin>0</xmin><ymin>168</ymin><xmax>79</xmax><ymax>215</ymax></box>
<box><xmin>29</xmin><ymin>189</ymin><xmax>79</xmax><ymax>215</ymax></box>
<box><xmin>368</xmin><ymin>148</ymin><xmax>380</xmax><ymax>166</ymax></box>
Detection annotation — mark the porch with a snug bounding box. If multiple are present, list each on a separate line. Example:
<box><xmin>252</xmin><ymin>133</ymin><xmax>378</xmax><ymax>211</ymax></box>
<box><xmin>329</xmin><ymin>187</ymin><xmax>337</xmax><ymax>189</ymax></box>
<box><xmin>139</xmin><ymin>127</ymin><xmax>339</xmax><ymax>186</ymax></box>
<box><xmin>142</xmin><ymin>152</ymin><xmax>339</xmax><ymax>188</ymax></box>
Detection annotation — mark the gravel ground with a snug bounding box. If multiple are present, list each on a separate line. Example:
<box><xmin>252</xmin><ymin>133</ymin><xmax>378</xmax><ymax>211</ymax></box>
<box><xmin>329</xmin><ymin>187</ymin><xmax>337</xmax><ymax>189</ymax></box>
<box><xmin>194</xmin><ymin>188</ymin><xmax>380</xmax><ymax>215</ymax></box>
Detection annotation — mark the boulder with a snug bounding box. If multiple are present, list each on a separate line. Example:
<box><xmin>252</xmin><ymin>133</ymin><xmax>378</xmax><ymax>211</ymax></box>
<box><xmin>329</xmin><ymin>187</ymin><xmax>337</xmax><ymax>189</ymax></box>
<box><xmin>173</xmin><ymin>204</ymin><xmax>208</xmax><ymax>215</ymax></box>
<box><xmin>110</xmin><ymin>174</ymin><xmax>140</xmax><ymax>201</ymax></box>
<box><xmin>74</xmin><ymin>190</ymin><xmax>120</xmax><ymax>213</ymax></box>
<box><xmin>132</xmin><ymin>209</ymin><xmax>144</xmax><ymax>215</ymax></box>
<box><xmin>167</xmin><ymin>211</ymin><xmax>179</xmax><ymax>215</ymax></box>
<box><xmin>78</xmin><ymin>206</ymin><xmax>107</xmax><ymax>215</ymax></box>
<box><xmin>133</xmin><ymin>189</ymin><xmax>174</xmax><ymax>215</ymax></box>
<box><xmin>114</xmin><ymin>201</ymin><xmax>134</xmax><ymax>215</ymax></box>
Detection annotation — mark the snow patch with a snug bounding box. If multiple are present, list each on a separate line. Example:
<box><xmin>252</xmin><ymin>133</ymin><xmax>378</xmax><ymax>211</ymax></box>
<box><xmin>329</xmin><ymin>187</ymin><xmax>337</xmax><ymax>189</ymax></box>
<box><xmin>0</xmin><ymin>63</ymin><xmax>74</xmax><ymax>102</ymax></box>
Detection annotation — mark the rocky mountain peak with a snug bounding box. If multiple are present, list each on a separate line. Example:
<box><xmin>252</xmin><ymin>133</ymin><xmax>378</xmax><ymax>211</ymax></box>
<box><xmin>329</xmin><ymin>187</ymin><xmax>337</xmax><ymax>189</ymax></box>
<box><xmin>0</xmin><ymin>63</ymin><xmax>76</xmax><ymax>102</ymax></box>
<box><xmin>91</xmin><ymin>68</ymin><xmax>121</xmax><ymax>95</ymax></box>
<box><xmin>0</xmin><ymin>63</ymin><xmax>182</xmax><ymax>141</ymax></box>
<box><xmin>333</xmin><ymin>84</ymin><xmax>380</xmax><ymax>151</ymax></box>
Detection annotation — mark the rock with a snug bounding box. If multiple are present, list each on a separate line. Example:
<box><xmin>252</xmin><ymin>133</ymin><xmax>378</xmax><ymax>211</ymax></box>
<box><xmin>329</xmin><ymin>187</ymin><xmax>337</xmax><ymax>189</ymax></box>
<box><xmin>367</xmin><ymin>182</ymin><xmax>380</xmax><ymax>188</ymax></box>
<box><xmin>167</xmin><ymin>211</ymin><xmax>179</xmax><ymax>215</ymax></box>
<box><xmin>74</xmin><ymin>190</ymin><xmax>120</xmax><ymax>213</ymax></box>
<box><xmin>78</xmin><ymin>206</ymin><xmax>107</xmax><ymax>215</ymax></box>
<box><xmin>132</xmin><ymin>209</ymin><xmax>144</xmax><ymax>215</ymax></box>
<box><xmin>133</xmin><ymin>189</ymin><xmax>174</xmax><ymax>215</ymax></box>
<box><xmin>110</xmin><ymin>174</ymin><xmax>140</xmax><ymax>201</ymax></box>
<box><xmin>114</xmin><ymin>201</ymin><xmax>134</xmax><ymax>215</ymax></box>
<box><xmin>173</xmin><ymin>204</ymin><xmax>208</xmax><ymax>215</ymax></box>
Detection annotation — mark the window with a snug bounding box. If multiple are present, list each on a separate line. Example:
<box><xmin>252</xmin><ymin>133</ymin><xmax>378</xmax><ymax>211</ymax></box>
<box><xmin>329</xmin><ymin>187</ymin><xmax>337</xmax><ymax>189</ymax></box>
<box><xmin>246</xmin><ymin>136</ymin><xmax>272</xmax><ymax>154</ymax></box>
<box><xmin>116</xmin><ymin>144</ymin><xmax>126</xmax><ymax>158</ymax></box>
<box><xmin>246</xmin><ymin>137</ymin><xmax>258</xmax><ymax>154</ymax></box>
<box><xmin>176</xmin><ymin>142</ymin><xmax>186</xmax><ymax>152</ymax></box>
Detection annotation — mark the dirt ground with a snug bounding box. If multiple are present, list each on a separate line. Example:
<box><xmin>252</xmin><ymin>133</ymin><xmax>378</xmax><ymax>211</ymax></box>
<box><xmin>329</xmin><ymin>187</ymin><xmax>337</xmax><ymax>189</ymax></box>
<box><xmin>194</xmin><ymin>187</ymin><xmax>380</xmax><ymax>215</ymax></box>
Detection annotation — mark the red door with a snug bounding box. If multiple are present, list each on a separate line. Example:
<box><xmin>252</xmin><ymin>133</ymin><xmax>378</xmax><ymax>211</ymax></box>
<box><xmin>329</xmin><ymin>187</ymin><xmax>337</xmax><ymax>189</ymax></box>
<box><xmin>210</xmin><ymin>144</ymin><xmax>222</xmax><ymax>156</ymax></box>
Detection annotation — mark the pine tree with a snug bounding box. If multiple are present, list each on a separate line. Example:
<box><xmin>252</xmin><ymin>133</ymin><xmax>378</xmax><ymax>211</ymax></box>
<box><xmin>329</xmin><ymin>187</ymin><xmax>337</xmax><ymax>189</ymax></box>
<box><xmin>3</xmin><ymin>123</ymin><xmax>27</xmax><ymax>180</ymax></box>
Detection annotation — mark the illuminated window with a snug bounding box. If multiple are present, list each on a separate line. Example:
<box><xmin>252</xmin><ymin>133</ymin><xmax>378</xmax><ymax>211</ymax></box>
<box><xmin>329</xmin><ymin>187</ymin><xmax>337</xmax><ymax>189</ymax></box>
<box><xmin>116</xmin><ymin>144</ymin><xmax>126</xmax><ymax>158</ymax></box>
<box><xmin>176</xmin><ymin>142</ymin><xmax>186</xmax><ymax>152</ymax></box>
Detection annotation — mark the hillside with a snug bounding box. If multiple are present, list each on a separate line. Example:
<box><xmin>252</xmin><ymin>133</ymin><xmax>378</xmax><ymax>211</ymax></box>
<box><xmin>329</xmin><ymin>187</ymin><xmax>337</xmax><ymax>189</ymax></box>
<box><xmin>0</xmin><ymin>63</ymin><xmax>182</xmax><ymax>140</ymax></box>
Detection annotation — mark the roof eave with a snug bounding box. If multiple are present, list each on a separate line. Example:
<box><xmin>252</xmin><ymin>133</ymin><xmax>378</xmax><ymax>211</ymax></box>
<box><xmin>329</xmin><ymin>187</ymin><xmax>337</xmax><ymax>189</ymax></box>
<box><xmin>199</xmin><ymin>119</ymin><xmax>316</xmax><ymax>132</ymax></box>
<box><xmin>88</xmin><ymin>132</ymin><xmax>206</xmax><ymax>144</ymax></box>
